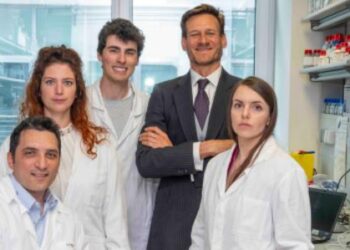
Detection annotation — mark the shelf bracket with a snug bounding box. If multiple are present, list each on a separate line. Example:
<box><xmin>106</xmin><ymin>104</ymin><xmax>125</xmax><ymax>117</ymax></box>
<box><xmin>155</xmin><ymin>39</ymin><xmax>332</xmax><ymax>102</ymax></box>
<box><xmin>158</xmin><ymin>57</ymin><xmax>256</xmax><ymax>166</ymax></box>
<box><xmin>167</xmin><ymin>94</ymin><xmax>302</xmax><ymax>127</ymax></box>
<box><xmin>309</xmin><ymin>68</ymin><xmax>350</xmax><ymax>81</ymax></box>
<box><xmin>311</xmin><ymin>7</ymin><xmax>350</xmax><ymax>31</ymax></box>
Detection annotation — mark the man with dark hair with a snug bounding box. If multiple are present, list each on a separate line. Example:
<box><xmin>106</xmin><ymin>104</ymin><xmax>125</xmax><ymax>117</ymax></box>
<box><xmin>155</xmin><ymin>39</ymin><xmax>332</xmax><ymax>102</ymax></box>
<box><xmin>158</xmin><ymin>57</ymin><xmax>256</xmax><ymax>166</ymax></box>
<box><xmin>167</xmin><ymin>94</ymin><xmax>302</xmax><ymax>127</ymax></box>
<box><xmin>137</xmin><ymin>4</ymin><xmax>240</xmax><ymax>250</ymax></box>
<box><xmin>0</xmin><ymin>116</ymin><xmax>87</xmax><ymax>249</ymax></box>
<box><xmin>97</xmin><ymin>18</ymin><xmax>145</xmax><ymax>57</ymax></box>
<box><xmin>9</xmin><ymin>116</ymin><xmax>61</xmax><ymax>158</ymax></box>
<box><xmin>87</xmin><ymin>18</ymin><xmax>158</xmax><ymax>250</ymax></box>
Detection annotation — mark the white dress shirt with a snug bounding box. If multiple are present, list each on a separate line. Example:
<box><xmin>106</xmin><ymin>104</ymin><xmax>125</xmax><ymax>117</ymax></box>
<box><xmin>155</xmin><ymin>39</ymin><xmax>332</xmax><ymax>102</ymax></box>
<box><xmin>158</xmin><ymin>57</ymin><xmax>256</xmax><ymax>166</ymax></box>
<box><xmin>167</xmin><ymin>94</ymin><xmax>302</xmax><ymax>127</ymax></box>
<box><xmin>191</xmin><ymin>66</ymin><xmax>222</xmax><ymax>171</ymax></box>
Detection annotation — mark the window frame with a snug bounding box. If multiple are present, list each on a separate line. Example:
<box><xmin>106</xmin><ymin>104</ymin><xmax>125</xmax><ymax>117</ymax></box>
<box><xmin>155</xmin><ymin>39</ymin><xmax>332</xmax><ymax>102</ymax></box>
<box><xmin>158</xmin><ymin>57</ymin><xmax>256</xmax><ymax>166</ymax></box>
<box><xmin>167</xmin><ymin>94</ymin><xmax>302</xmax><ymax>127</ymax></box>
<box><xmin>112</xmin><ymin>0</ymin><xmax>276</xmax><ymax>85</ymax></box>
<box><xmin>254</xmin><ymin>0</ymin><xmax>276</xmax><ymax>84</ymax></box>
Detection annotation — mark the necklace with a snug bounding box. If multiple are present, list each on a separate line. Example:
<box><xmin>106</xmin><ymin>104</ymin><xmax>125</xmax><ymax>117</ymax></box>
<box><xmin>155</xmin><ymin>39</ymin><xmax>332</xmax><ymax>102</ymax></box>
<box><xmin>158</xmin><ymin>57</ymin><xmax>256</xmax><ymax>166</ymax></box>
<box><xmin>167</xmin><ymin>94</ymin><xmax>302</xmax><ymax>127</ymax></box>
<box><xmin>59</xmin><ymin>123</ymin><xmax>73</xmax><ymax>136</ymax></box>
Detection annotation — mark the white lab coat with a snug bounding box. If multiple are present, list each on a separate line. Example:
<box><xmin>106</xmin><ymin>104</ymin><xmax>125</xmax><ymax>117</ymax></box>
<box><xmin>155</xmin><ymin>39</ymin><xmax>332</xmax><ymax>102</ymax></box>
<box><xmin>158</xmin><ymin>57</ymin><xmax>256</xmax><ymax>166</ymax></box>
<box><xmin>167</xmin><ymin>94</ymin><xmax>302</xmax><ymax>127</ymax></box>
<box><xmin>87</xmin><ymin>81</ymin><xmax>158</xmax><ymax>250</ymax></box>
<box><xmin>0</xmin><ymin>176</ymin><xmax>88</xmax><ymax>250</ymax></box>
<box><xmin>190</xmin><ymin>137</ymin><xmax>314</xmax><ymax>250</ymax></box>
<box><xmin>0</xmin><ymin>137</ymin><xmax>9</xmax><ymax>176</ymax></box>
<box><xmin>0</xmin><ymin>134</ymin><xmax>130</xmax><ymax>250</ymax></box>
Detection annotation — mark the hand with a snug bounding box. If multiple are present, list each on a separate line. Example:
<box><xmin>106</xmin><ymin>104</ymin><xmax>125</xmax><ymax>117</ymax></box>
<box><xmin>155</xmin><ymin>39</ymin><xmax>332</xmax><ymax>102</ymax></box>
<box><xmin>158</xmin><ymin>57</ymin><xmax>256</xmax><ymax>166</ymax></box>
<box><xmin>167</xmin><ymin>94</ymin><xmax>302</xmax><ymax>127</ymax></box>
<box><xmin>139</xmin><ymin>126</ymin><xmax>173</xmax><ymax>149</ymax></box>
<box><xmin>199</xmin><ymin>139</ymin><xmax>234</xmax><ymax>159</ymax></box>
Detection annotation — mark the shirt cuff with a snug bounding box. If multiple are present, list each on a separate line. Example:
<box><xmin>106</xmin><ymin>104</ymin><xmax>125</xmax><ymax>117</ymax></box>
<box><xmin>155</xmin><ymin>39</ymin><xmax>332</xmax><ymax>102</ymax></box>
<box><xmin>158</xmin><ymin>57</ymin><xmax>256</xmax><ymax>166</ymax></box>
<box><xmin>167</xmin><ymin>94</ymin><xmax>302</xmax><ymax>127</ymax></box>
<box><xmin>193</xmin><ymin>142</ymin><xmax>204</xmax><ymax>171</ymax></box>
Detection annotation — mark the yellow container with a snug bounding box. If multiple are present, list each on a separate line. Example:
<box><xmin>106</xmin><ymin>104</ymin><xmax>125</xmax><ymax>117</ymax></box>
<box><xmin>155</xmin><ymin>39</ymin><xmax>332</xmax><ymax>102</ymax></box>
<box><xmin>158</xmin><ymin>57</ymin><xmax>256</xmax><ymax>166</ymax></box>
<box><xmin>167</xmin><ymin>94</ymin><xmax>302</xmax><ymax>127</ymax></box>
<box><xmin>291</xmin><ymin>152</ymin><xmax>315</xmax><ymax>182</ymax></box>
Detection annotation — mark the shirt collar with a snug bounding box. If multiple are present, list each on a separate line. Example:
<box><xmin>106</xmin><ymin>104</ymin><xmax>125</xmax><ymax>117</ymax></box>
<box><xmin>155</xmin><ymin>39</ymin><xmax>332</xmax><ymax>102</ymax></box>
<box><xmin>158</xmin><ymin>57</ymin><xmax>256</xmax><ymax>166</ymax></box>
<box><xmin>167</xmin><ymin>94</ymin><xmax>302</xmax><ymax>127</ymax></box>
<box><xmin>190</xmin><ymin>66</ymin><xmax>222</xmax><ymax>87</ymax></box>
<box><xmin>99</xmin><ymin>79</ymin><xmax>134</xmax><ymax>101</ymax></box>
<box><xmin>9</xmin><ymin>174</ymin><xmax>58</xmax><ymax>212</ymax></box>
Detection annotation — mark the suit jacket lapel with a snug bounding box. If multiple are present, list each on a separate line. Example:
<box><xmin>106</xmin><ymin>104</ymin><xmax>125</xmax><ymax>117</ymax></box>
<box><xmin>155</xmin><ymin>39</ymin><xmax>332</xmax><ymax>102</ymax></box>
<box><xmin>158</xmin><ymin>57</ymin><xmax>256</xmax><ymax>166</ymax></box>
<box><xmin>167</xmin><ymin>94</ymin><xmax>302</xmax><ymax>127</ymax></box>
<box><xmin>173</xmin><ymin>73</ymin><xmax>198</xmax><ymax>141</ymax></box>
<box><xmin>206</xmin><ymin>69</ymin><xmax>232</xmax><ymax>139</ymax></box>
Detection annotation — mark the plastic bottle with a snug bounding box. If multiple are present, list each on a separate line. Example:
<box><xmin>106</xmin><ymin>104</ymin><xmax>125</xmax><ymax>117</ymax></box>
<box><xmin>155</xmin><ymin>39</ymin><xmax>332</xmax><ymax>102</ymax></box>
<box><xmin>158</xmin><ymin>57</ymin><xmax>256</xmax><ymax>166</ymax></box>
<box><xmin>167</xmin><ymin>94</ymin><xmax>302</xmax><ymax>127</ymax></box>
<box><xmin>344</xmin><ymin>47</ymin><xmax>350</xmax><ymax>62</ymax></box>
<box><xmin>322</xmin><ymin>35</ymin><xmax>330</xmax><ymax>50</ymax></box>
<box><xmin>338</xmin><ymin>99</ymin><xmax>344</xmax><ymax>115</ymax></box>
<box><xmin>329</xmin><ymin>99</ymin><xmax>335</xmax><ymax>114</ymax></box>
<box><xmin>313</xmin><ymin>49</ymin><xmax>320</xmax><ymax>66</ymax></box>
<box><xmin>335</xmin><ymin>34</ymin><xmax>344</xmax><ymax>46</ymax></box>
<box><xmin>340</xmin><ymin>42</ymin><xmax>347</xmax><ymax>61</ymax></box>
<box><xmin>346</xmin><ymin>35</ymin><xmax>350</xmax><ymax>47</ymax></box>
<box><xmin>323</xmin><ymin>98</ymin><xmax>329</xmax><ymax>113</ymax></box>
<box><xmin>303</xmin><ymin>49</ymin><xmax>314</xmax><ymax>67</ymax></box>
<box><xmin>319</xmin><ymin>50</ymin><xmax>329</xmax><ymax>65</ymax></box>
<box><xmin>334</xmin><ymin>99</ymin><xmax>339</xmax><ymax>115</ymax></box>
<box><xmin>329</xmin><ymin>34</ymin><xmax>335</xmax><ymax>49</ymax></box>
<box><xmin>332</xmin><ymin>44</ymin><xmax>342</xmax><ymax>63</ymax></box>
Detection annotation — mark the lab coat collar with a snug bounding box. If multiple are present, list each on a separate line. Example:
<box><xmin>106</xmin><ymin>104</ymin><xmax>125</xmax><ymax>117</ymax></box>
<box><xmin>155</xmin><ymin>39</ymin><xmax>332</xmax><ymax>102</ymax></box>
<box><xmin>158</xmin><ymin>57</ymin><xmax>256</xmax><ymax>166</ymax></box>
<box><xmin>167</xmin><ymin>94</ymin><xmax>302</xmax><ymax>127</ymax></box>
<box><xmin>9</xmin><ymin>174</ymin><xmax>38</xmax><ymax>211</ymax></box>
<box><xmin>251</xmin><ymin>136</ymin><xmax>278</xmax><ymax>165</ymax></box>
<box><xmin>0</xmin><ymin>175</ymin><xmax>68</xmax><ymax>243</ymax></box>
<box><xmin>9</xmin><ymin>174</ymin><xmax>58</xmax><ymax>214</ymax></box>
<box><xmin>90</xmin><ymin>79</ymin><xmax>145</xmax><ymax>117</ymax></box>
<box><xmin>1</xmin><ymin>175</ymin><xmax>25</xmax><ymax>211</ymax></box>
<box><xmin>89</xmin><ymin>79</ymin><xmax>148</xmax><ymax>147</ymax></box>
<box><xmin>1</xmin><ymin>175</ymin><xmax>67</xmax><ymax>216</ymax></box>
<box><xmin>218</xmin><ymin>136</ymin><xmax>278</xmax><ymax>196</ymax></box>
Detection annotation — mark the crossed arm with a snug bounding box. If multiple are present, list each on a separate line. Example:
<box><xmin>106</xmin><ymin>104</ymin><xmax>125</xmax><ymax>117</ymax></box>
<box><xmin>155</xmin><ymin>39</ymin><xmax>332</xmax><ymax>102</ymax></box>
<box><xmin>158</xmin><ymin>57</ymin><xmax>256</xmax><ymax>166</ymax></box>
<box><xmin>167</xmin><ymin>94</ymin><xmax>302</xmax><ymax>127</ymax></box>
<box><xmin>139</xmin><ymin>126</ymin><xmax>233</xmax><ymax>160</ymax></box>
<box><xmin>136</xmin><ymin>84</ymin><xmax>233</xmax><ymax>178</ymax></box>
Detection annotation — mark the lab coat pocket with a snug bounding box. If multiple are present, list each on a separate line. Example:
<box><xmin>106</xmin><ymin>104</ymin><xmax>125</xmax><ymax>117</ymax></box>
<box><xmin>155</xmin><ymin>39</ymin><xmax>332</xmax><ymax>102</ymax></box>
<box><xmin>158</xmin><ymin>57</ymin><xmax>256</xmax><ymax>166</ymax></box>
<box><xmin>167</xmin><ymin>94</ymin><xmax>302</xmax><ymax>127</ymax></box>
<box><xmin>234</xmin><ymin>196</ymin><xmax>271</xmax><ymax>240</ymax></box>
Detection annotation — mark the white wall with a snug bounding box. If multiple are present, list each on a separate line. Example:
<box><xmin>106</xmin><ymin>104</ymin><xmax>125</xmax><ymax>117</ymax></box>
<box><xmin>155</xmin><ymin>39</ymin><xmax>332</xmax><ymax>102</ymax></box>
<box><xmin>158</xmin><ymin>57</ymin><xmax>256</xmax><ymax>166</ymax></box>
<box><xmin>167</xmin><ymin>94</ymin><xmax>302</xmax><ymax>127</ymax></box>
<box><xmin>288</xmin><ymin>0</ymin><xmax>323</xmax><ymax>153</ymax></box>
<box><xmin>274</xmin><ymin>0</ymin><xmax>330</xmax><ymax>166</ymax></box>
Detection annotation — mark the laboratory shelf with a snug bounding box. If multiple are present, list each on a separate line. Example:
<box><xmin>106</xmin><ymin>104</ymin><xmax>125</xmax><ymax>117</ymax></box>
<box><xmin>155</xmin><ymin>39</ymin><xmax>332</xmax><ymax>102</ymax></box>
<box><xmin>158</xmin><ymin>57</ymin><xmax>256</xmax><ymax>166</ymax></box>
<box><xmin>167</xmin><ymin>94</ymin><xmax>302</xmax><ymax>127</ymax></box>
<box><xmin>302</xmin><ymin>0</ymin><xmax>350</xmax><ymax>31</ymax></box>
<box><xmin>0</xmin><ymin>75</ymin><xmax>24</xmax><ymax>84</ymax></box>
<box><xmin>300</xmin><ymin>60</ymin><xmax>350</xmax><ymax>81</ymax></box>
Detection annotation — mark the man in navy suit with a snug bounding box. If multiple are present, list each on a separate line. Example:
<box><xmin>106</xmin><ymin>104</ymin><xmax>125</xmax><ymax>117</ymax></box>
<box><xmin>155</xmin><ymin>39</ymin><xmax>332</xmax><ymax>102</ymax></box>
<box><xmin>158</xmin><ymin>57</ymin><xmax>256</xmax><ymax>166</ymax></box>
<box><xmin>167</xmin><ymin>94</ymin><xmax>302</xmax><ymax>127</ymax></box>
<box><xmin>136</xmin><ymin>4</ymin><xmax>240</xmax><ymax>250</ymax></box>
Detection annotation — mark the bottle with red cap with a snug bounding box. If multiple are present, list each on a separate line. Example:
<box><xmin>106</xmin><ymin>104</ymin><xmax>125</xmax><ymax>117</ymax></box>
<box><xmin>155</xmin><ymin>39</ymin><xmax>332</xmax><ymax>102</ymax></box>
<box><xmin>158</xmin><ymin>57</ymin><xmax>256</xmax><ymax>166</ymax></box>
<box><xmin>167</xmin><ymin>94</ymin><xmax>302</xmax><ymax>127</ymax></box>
<box><xmin>303</xmin><ymin>49</ymin><xmax>314</xmax><ymax>67</ymax></box>
<box><xmin>322</xmin><ymin>35</ymin><xmax>330</xmax><ymax>50</ymax></box>
<box><xmin>344</xmin><ymin>47</ymin><xmax>350</xmax><ymax>62</ymax></box>
<box><xmin>319</xmin><ymin>50</ymin><xmax>329</xmax><ymax>65</ymax></box>
<box><xmin>314</xmin><ymin>49</ymin><xmax>321</xmax><ymax>66</ymax></box>
<box><xmin>334</xmin><ymin>33</ymin><xmax>344</xmax><ymax>47</ymax></box>
<box><xmin>332</xmin><ymin>44</ymin><xmax>343</xmax><ymax>63</ymax></box>
<box><xmin>346</xmin><ymin>35</ymin><xmax>350</xmax><ymax>47</ymax></box>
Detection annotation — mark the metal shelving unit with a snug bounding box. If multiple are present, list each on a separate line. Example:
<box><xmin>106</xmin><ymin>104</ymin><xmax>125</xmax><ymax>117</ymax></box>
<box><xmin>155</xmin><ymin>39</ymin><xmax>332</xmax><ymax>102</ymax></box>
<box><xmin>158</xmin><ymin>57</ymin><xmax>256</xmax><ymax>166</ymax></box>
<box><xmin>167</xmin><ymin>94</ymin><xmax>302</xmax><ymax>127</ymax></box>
<box><xmin>301</xmin><ymin>61</ymin><xmax>350</xmax><ymax>81</ymax></box>
<box><xmin>301</xmin><ymin>1</ymin><xmax>350</xmax><ymax>81</ymax></box>
<box><xmin>302</xmin><ymin>0</ymin><xmax>350</xmax><ymax>30</ymax></box>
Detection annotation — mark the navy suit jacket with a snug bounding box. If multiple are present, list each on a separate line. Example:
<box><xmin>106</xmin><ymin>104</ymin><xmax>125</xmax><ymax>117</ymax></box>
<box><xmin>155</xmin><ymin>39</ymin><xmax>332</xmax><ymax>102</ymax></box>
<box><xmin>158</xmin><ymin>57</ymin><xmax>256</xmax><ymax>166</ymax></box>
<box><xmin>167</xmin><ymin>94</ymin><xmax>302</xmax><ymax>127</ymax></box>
<box><xmin>136</xmin><ymin>69</ymin><xmax>240</xmax><ymax>250</ymax></box>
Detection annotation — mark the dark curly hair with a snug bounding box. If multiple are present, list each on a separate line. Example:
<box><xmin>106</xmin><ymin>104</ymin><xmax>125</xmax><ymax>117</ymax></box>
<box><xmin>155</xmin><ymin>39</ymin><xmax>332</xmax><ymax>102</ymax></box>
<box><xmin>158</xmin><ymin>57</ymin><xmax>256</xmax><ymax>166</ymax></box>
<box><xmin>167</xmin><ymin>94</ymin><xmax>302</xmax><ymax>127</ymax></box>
<box><xmin>97</xmin><ymin>18</ymin><xmax>145</xmax><ymax>57</ymax></box>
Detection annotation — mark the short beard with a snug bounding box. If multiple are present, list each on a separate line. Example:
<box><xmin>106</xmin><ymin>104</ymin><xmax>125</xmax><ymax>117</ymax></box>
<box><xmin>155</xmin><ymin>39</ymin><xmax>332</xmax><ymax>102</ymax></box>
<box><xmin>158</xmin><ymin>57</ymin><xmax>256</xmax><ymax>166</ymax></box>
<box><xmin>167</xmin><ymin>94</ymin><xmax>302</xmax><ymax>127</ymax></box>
<box><xmin>190</xmin><ymin>47</ymin><xmax>223</xmax><ymax>66</ymax></box>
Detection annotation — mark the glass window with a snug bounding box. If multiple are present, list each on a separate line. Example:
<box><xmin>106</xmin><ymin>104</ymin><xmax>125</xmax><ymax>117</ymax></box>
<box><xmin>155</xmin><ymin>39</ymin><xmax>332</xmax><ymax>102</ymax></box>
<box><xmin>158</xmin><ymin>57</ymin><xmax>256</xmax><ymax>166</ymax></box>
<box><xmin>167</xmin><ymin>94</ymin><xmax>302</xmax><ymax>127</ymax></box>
<box><xmin>0</xmin><ymin>1</ymin><xmax>111</xmax><ymax>144</ymax></box>
<box><xmin>133</xmin><ymin>0</ymin><xmax>256</xmax><ymax>93</ymax></box>
<box><xmin>140</xmin><ymin>64</ymin><xmax>177</xmax><ymax>93</ymax></box>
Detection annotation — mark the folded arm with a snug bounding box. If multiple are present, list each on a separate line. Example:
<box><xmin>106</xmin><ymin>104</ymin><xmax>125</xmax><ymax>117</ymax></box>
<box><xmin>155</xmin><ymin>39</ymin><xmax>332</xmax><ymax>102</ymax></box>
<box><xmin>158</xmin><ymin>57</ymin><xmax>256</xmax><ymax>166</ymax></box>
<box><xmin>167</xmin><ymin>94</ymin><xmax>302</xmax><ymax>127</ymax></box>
<box><xmin>138</xmin><ymin>126</ymin><xmax>233</xmax><ymax>177</ymax></box>
<box><xmin>136</xmin><ymin>85</ymin><xmax>233</xmax><ymax>178</ymax></box>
